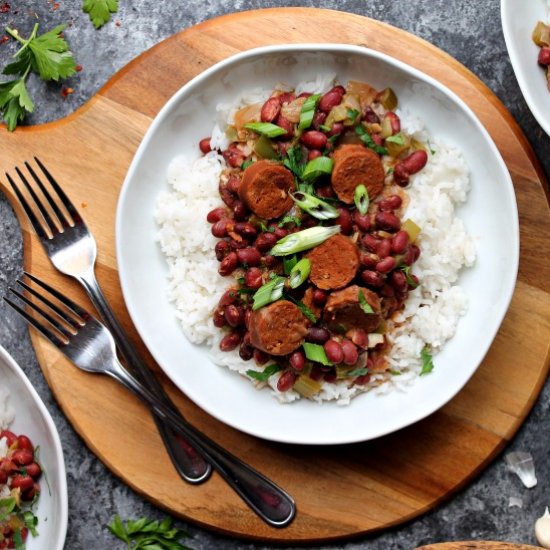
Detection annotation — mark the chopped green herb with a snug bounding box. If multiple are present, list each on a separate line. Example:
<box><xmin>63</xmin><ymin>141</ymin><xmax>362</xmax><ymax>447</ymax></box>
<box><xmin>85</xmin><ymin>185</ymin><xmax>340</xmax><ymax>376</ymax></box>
<box><xmin>12</xmin><ymin>529</ymin><xmax>23</xmax><ymax>550</ymax></box>
<box><xmin>420</xmin><ymin>347</ymin><xmax>434</xmax><ymax>375</ymax></box>
<box><xmin>319</xmin><ymin>124</ymin><xmax>331</xmax><ymax>132</ymax></box>
<box><xmin>303</xmin><ymin>342</ymin><xmax>332</xmax><ymax>365</ymax></box>
<box><xmin>283</xmin><ymin>146</ymin><xmax>305</xmax><ymax>178</ymax></box>
<box><xmin>346</xmin><ymin>367</ymin><xmax>369</xmax><ymax>377</ymax></box>
<box><xmin>244</xmin><ymin>121</ymin><xmax>287</xmax><ymax>138</ymax></box>
<box><xmin>278</xmin><ymin>215</ymin><xmax>302</xmax><ymax>228</ymax></box>
<box><xmin>240</xmin><ymin>159</ymin><xmax>254</xmax><ymax>170</ymax></box>
<box><xmin>83</xmin><ymin>0</ymin><xmax>119</xmax><ymax>29</ymax></box>
<box><xmin>386</xmin><ymin>167</ymin><xmax>394</xmax><ymax>175</ymax></box>
<box><xmin>401</xmin><ymin>266</ymin><xmax>419</xmax><ymax>289</ymax></box>
<box><xmin>246</xmin><ymin>363</ymin><xmax>282</xmax><ymax>382</ymax></box>
<box><xmin>355</xmin><ymin>125</ymin><xmax>388</xmax><ymax>156</ymax></box>
<box><xmin>385</xmin><ymin>132</ymin><xmax>406</xmax><ymax>145</ymax></box>
<box><xmin>259</xmin><ymin>222</ymin><xmax>275</xmax><ymax>233</ymax></box>
<box><xmin>347</xmin><ymin>108</ymin><xmax>360</xmax><ymax>123</ymax></box>
<box><xmin>358</xmin><ymin>289</ymin><xmax>374</xmax><ymax>314</ymax></box>
<box><xmin>354</xmin><ymin>184</ymin><xmax>369</xmax><ymax>215</ymax></box>
<box><xmin>284</xmin><ymin>294</ymin><xmax>318</xmax><ymax>323</ymax></box>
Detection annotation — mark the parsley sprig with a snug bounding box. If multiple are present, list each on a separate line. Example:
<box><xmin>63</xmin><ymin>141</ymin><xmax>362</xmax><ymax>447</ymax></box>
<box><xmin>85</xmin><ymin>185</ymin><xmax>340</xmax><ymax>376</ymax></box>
<box><xmin>108</xmin><ymin>515</ymin><xmax>192</xmax><ymax>550</ymax></box>
<box><xmin>0</xmin><ymin>24</ymin><xmax>77</xmax><ymax>131</ymax></box>
<box><xmin>83</xmin><ymin>0</ymin><xmax>120</xmax><ymax>29</ymax></box>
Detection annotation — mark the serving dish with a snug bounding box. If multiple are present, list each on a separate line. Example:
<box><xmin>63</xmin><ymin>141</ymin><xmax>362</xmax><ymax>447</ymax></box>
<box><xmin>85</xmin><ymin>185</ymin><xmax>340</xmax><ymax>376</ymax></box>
<box><xmin>116</xmin><ymin>43</ymin><xmax>519</xmax><ymax>445</ymax></box>
<box><xmin>501</xmin><ymin>0</ymin><xmax>550</xmax><ymax>135</ymax></box>
<box><xmin>0</xmin><ymin>344</ymin><xmax>68</xmax><ymax>550</ymax></box>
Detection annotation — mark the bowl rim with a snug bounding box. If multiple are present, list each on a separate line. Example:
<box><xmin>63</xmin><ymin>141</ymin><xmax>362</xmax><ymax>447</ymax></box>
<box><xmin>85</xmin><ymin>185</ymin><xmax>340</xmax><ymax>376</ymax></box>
<box><xmin>0</xmin><ymin>344</ymin><xmax>68</xmax><ymax>550</ymax></box>
<box><xmin>116</xmin><ymin>43</ymin><xmax>519</xmax><ymax>444</ymax></box>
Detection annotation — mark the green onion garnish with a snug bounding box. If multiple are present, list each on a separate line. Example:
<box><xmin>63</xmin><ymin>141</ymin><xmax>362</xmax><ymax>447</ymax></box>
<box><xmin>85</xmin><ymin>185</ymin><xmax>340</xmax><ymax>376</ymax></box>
<box><xmin>252</xmin><ymin>276</ymin><xmax>286</xmax><ymax>310</ymax></box>
<box><xmin>346</xmin><ymin>366</ymin><xmax>369</xmax><ymax>377</ymax></box>
<box><xmin>354</xmin><ymin>184</ymin><xmax>369</xmax><ymax>215</ymax></box>
<box><xmin>303</xmin><ymin>342</ymin><xmax>332</xmax><ymax>365</ymax></box>
<box><xmin>358</xmin><ymin>289</ymin><xmax>374</xmax><ymax>314</ymax></box>
<box><xmin>270</xmin><ymin>225</ymin><xmax>340</xmax><ymax>256</ymax></box>
<box><xmin>385</xmin><ymin>132</ymin><xmax>406</xmax><ymax>145</ymax></box>
<box><xmin>283</xmin><ymin>255</ymin><xmax>298</xmax><ymax>275</ymax></box>
<box><xmin>289</xmin><ymin>258</ymin><xmax>311</xmax><ymax>289</ymax></box>
<box><xmin>302</xmin><ymin>156</ymin><xmax>334</xmax><ymax>181</ymax></box>
<box><xmin>355</xmin><ymin>125</ymin><xmax>388</xmax><ymax>156</ymax></box>
<box><xmin>246</xmin><ymin>363</ymin><xmax>282</xmax><ymax>382</ymax></box>
<box><xmin>298</xmin><ymin>93</ymin><xmax>321</xmax><ymax>130</ymax></box>
<box><xmin>291</xmin><ymin>191</ymin><xmax>339</xmax><ymax>220</ymax></box>
<box><xmin>244</xmin><ymin>122</ymin><xmax>287</xmax><ymax>138</ymax></box>
<box><xmin>420</xmin><ymin>346</ymin><xmax>434</xmax><ymax>376</ymax></box>
<box><xmin>401</xmin><ymin>265</ymin><xmax>419</xmax><ymax>289</ymax></box>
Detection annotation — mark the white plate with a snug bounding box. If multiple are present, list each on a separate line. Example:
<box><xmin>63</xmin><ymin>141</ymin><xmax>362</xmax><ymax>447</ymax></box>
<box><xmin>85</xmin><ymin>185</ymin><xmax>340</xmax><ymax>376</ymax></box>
<box><xmin>501</xmin><ymin>0</ymin><xmax>550</xmax><ymax>135</ymax></box>
<box><xmin>116</xmin><ymin>44</ymin><xmax>519</xmax><ymax>445</ymax></box>
<box><xmin>0</xmin><ymin>345</ymin><xmax>68</xmax><ymax>550</ymax></box>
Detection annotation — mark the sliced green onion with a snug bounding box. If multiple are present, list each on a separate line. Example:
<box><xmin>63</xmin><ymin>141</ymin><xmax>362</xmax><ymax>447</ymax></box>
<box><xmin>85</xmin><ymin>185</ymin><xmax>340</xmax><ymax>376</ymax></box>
<box><xmin>354</xmin><ymin>184</ymin><xmax>369</xmax><ymax>215</ymax></box>
<box><xmin>291</xmin><ymin>191</ymin><xmax>339</xmax><ymax>220</ymax></box>
<box><xmin>358</xmin><ymin>289</ymin><xmax>374</xmax><ymax>314</ymax></box>
<box><xmin>289</xmin><ymin>258</ymin><xmax>311</xmax><ymax>289</ymax></box>
<box><xmin>298</xmin><ymin>93</ymin><xmax>321</xmax><ymax>130</ymax></box>
<box><xmin>303</xmin><ymin>342</ymin><xmax>332</xmax><ymax>365</ymax></box>
<box><xmin>283</xmin><ymin>255</ymin><xmax>298</xmax><ymax>275</ymax></box>
<box><xmin>246</xmin><ymin>363</ymin><xmax>282</xmax><ymax>382</ymax></box>
<box><xmin>244</xmin><ymin>122</ymin><xmax>287</xmax><ymax>138</ymax></box>
<box><xmin>355</xmin><ymin>125</ymin><xmax>388</xmax><ymax>156</ymax></box>
<box><xmin>270</xmin><ymin>225</ymin><xmax>341</xmax><ymax>256</ymax></box>
<box><xmin>302</xmin><ymin>156</ymin><xmax>333</xmax><ymax>181</ymax></box>
<box><xmin>252</xmin><ymin>276</ymin><xmax>286</xmax><ymax>310</ymax></box>
<box><xmin>420</xmin><ymin>346</ymin><xmax>434</xmax><ymax>376</ymax></box>
<box><xmin>385</xmin><ymin>132</ymin><xmax>406</xmax><ymax>145</ymax></box>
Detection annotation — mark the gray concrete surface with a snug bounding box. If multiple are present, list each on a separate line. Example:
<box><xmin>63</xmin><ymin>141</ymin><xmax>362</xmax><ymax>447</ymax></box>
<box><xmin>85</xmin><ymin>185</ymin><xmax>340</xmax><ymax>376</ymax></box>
<box><xmin>1</xmin><ymin>1</ymin><xmax>549</xmax><ymax>549</ymax></box>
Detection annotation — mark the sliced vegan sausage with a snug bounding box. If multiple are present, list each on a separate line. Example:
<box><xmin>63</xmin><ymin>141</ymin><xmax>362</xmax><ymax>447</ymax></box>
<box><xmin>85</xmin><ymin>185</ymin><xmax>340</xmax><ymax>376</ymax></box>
<box><xmin>331</xmin><ymin>144</ymin><xmax>385</xmax><ymax>203</ymax></box>
<box><xmin>248</xmin><ymin>300</ymin><xmax>309</xmax><ymax>356</ymax></box>
<box><xmin>323</xmin><ymin>285</ymin><xmax>381</xmax><ymax>333</ymax></box>
<box><xmin>306</xmin><ymin>234</ymin><xmax>360</xmax><ymax>290</ymax></box>
<box><xmin>238</xmin><ymin>160</ymin><xmax>296</xmax><ymax>219</ymax></box>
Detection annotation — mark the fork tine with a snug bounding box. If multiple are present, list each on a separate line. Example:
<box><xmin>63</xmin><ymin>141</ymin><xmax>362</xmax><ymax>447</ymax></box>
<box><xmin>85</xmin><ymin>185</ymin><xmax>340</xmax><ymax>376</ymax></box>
<box><xmin>3</xmin><ymin>295</ymin><xmax>67</xmax><ymax>349</ymax></box>
<box><xmin>33</xmin><ymin>157</ymin><xmax>82</xmax><ymax>223</ymax></box>
<box><xmin>25</xmin><ymin>159</ymin><xmax>72</xmax><ymax>229</ymax></box>
<box><xmin>5</xmin><ymin>171</ymin><xmax>50</xmax><ymax>240</ymax></box>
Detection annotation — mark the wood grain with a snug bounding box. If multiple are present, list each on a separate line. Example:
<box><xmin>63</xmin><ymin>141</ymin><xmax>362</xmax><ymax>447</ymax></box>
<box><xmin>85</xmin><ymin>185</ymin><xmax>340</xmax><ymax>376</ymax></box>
<box><xmin>1</xmin><ymin>8</ymin><xmax>550</xmax><ymax>543</ymax></box>
<box><xmin>415</xmin><ymin>543</ymin><xmax>545</xmax><ymax>550</ymax></box>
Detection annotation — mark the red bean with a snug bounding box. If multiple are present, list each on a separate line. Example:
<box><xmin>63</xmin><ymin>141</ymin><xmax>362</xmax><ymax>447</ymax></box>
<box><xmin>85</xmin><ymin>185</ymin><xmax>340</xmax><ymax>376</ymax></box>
<box><xmin>361</xmin><ymin>269</ymin><xmax>384</xmax><ymax>287</ymax></box>
<box><xmin>355</xmin><ymin>373</ymin><xmax>371</xmax><ymax>385</ymax></box>
<box><xmin>324</xmin><ymin>370</ymin><xmax>337</xmax><ymax>383</ymax></box>
<box><xmin>237</xmin><ymin>247</ymin><xmax>261</xmax><ymax>267</ymax></box>
<box><xmin>312</xmin><ymin>111</ymin><xmax>327</xmax><ymax>130</ymax></box>
<box><xmin>411</xmin><ymin>244</ymin><xmax>421</xmax><ymax>262</ymax></box>
<box><xmin>371</xmin><ymin>134</ymin><xmax>384</xmax><ymax>146</ymax></box>
<box><xmin>362</xmin><ymin>234</ymin><xmax>380</xmax><ymax>252</ymax></box>
<box><xmin>261</xmin><ymin>96</ymin><xmax>282</xmax><ymax>122</ymax></box>
<box><xmin>232</xmin><ymin>201</ymin><xmax>248</xmax><ymax>221</ymax></box>
<box><xmin>327</xmin><ymin>122</ymin><xmax>345</xmax><ymax>137</ymax></box>
<box><xmin>348</xmin><ymin>328</ymin><xmax>369</xmax><ymax>349</ymax></box>
<box><xmin>289</xmin><ymin>350</ymin><xmax>306</xmax><ymax>371</ymax></box>
<box><xmin>0</xmin><ymin>458</ymin><xmax>17</xmax><ymax>474</ymax></box>
<box><xmin>402</xmin><ymin>150</ymin><xmax>428</xmax><ymax>175</ymax></box>
<box><xmin>223</xmin><ymin>144</ymin><xmax>246</xmax><ymax>168</ymax></box>
<box><xmin>227</xmin><ymin>174</ymin><xmax>241</xmax><ymax>194</ymax></box>
<box><xmin>199</xmin><ymin>137</ymin><xmax>212</xmax><ymax>154</ymax></box>
<box><xmin>263</xmin><ymin>255</ymin><xmax>279</xmax><ymax>268</ymax></box>
<box><xmin>0</xmin><ymin>430</ymin><xmax>16</xmax><ymax>447</ymax></box>
<box><xmin>213</xmin><ymin>307</ymin><xmax>226</xmax><ymax>328</ymax></box>
<box><xmin>22</xmin><ymin>484</ymin><xmax>39</xmax><ymax>502</ymax></box>
<box><xmin>211</xmin><ymin>219</ymin><xmax>230</xmax><ymax>238</ymax></box>
<box><xmin>539</xmin><ymin>47</ymin><xmax>550</xmax><ymax>66</ymax></box>
<box><xmin>11</xmin><ymin>450</ymin><xmax>33</xmax><ymax>466</ymax></box>
<box><xmin>301</xmin><ymin>130</ymin><xmax>328</xmax><ymax>150</ymax></box>
<box><xmin>219</xmin><ymin>332</ymin><xmax>241</xmax><ymax>351</ymax></box>
<box><xmin>306</xmin><ymin>326</ymin><xmax>330</xmax><ymax>344</ymax></box>
<box><xmin>224</xmin><ymin>305</ymin><xmax>244</xmax><ymax>327</ymax></box>
<box><xmin>319</xmin><ymin>87</ymin><xmax>345</xmax><ymax>112</ymax></box>
<box><xmin>219</xmin><ymin>290</ymin><xmax>237</xmax><ymax>308</ymax></box>
<box><xmin>376</xmin><ymin>256</ymin><xmax>397</xmax><ymax>274</ymax></box>
<box><xmin>312</xmin><ymin>288</ymin><xmax>327</xmax><ymax>306</ymax></box>
<box><xmin>0</xmin><ymin>470</ymin><xmax>7</xmax><ymax>484</ymax></box>
<box><xmin>375</xmin><ymin>211</ymin><xmax>401</xmax><ymax>232</ymax></box>
<box><xmin>341</xmin><ymin>340</ymin><xmax>359</xmax><ymax>365</ymax></box>
<box><xmin>253</xmin><ymin>349</ymin><xmax>268</xmax><ymax>365</ymax></box>
<box><xmin>244</xmin><ymin>267</ymin><xmax>263</xmax><ymax>289</ymax></box>
<box><xmin>391</xmin><ymin>230</ymin><xmax>410</xmax><ymax>254</ymax></box>
<box><xmin>324</xmin><ymin>340</ymin><xmax>344</xmax><ymax>364</ymax></box>
<box><xmin>353</xmin><ymin>210</ymin><xmax>371</xmax><ymax>232</ymax></box>
<box><xmin>400</xmin><ymin>246</ymin><xmax>415</xmax><ymax>266</ymax></box>
<box><xmin>277</xmin><ymin>92</ymin><xmax>296</xmax><ymax>105</ymax></box>
<box><xmin>307</xmin><ymin>149</ymin><xmax>322</xmax><ymax>161</ymax></box>
<box><xmin>390</xmin><ymin>270</ymin><xmax>408</xmax><ymax>292</ymax></box>
<box><xmin>206</xmin><ymin>207</ymin><xmax>226</xmax><ymax>224</ymax></box>
<box><xmin>379</xmin><ymin>194</ymin><xmax>402</xmax><ymax>211</ymax></box>
<box><xmin>239</xmin><ymin>341</ymin><xmax>254</xmax><ymax>361</ymax></box>
<box><xmin>360</xmin><ymin>254</ymin><xmax>378</xmax><ymax>270</ymax></box>
<box><xmin>255</xmin><ymin>232</ymin><xmax>277</xmax><ymax>253</ymax></box>
<box><xmin>408</xmin><ymin>274</ymin><xmax>420</xmax><ymax>290</ymax></box>
<box><xmin>234</xmin><ymin>222</ymin><xmax>257</xmax><ymax>240</ymax></box>
<box><xmin>393</xmin><ymin>162</ymin><xmax>410</xmax><ymax>186</ymax></box>
<box><xmin>363</xmin><ymin>107</ymin><xmax>380</xmax><ymax>123</ymax></box>
<box><xmin>336</xmin><ymin>207</ymin><xmax>353</xmax><ymax>235</ymax></box>
<box><xmin>218</xmin><ymin>252</ymin><xmax>238</xmax><ymax>276</ymax></box>
<box><xmin>376</xmin><ymin>238</ymin><xmax>392</xmax><ymax>258</ymax></box>
<box><xmin>381</xmin><ymin>283</ymin><xmax>395</xmax><ymax>297</ymax></box>
<box><xmin>277</xmin><ymin>370</ymin><xmax>296</xmax><ymax>392</ymax></box>
<box><xmin>273</xmin><ymin>227</ymin><xmax>288</xmax><ymax>240</ymax></box>
<box><xmin>384</xmin><ymin>112</ymin><xmax>401</xmax><ymax>134</ymax></box>
<box><xmin>214</xmin><ymin>240</ymin><xmax>230</xmax><ymax>261</ymax></box>
<box><xmin>16</xmin><ymin>435</ymin><xmax>33</xmax><ymax>452</ymax></box>
<box><xmin>316</xmin><ymin>184</ymin><xmax>336</xmax><ymax>198</ymax></box>
<box><xmin>10</xmin><ymin>474</ymin><xmax>34</xmax><ymax>492</ymax></box>
<box><xmin>25</xmin><ymin>462</ymin><xmax>41</xmax><ymax>479</ymax></box>
<box><xmin>274</xmin><ymin>114</ymin><xmax>294</xmax><ymax>139</ymax></box>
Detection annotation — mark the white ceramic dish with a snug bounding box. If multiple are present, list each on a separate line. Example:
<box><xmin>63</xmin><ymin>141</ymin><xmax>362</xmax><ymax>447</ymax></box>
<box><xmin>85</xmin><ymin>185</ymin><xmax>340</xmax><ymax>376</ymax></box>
<box><xmin>116</xmin><ymin>44</ymin><xmax>519</xmax><ymax>445</ymax></box>
<box><xmin>501</xmin><ymin>0</ymin><xmax>550</xmax><ymax>135</ymax></box>
<box><xmin>0</xmin><ymin>345</ymin><xmax>68</xmax><ymax>550</ymax></box>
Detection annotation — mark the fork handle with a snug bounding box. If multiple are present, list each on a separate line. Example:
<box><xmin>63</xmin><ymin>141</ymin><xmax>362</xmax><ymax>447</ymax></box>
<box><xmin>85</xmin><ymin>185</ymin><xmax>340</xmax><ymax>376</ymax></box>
<box><xmin>106</xmin><ymin>357</ymin><xmax>296</xmax><ymax>528</ymax></box>
<box><xmin>77</xmin><ymin>269</ymin><xmax>211</xmax><ymax>484</ymax></box>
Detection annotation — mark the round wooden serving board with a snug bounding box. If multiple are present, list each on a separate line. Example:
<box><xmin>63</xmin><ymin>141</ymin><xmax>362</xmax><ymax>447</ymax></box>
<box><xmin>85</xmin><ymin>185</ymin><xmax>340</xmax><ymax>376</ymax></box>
<box><xmin>415</xmin><ymin>543</ymin><xmax>545</xmax><ymax>550</ymax></box>
<box><xmin>1</xmin><ymin>8</ymin><xmax>550</xmax><ymax>543</ymax></box>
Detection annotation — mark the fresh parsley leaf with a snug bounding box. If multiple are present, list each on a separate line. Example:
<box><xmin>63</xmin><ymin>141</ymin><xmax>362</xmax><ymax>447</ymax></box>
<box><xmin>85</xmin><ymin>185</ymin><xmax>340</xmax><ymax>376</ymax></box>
<box><xmin>83</xmin><ymin>0</ymin><xmax>119</xmax><ymax>29</ymax></box>
<box><xmin>283</xmin><ymin>146</ymin><xmax>305</xmax><ymax>179</ymax></box>
<box><xmin>13</xmin><ymin>529</ymin><xmax>23</xmax><ymax>550</ymax></box>
<box><xmin>0</xmin><ymin>78</ymin><xmax>34</xmax><ymax>131</ymax></box>
<box><xmin>278</xmin><ymin>215</ymin><xmax>301</xmax><ymax>228</ymax></box>
<box><xmin>284</xmin><ymin>294</ymin><xmax>318</xmax><ymax>323</ymax></box>
<box><xmin>420</xmin><ymin>346</ymin><xmax>434</xmax><ymax>375</ymax></box>
<box><xmin>346</xmin><ymin>367</ymin><xmax>369</xmax><ymax>377</ymax></box>
<box><xmin>107</xmin><ymin>515</ymin><xmax>191</xmax><ymax>550</ymax></box>
<box><xmin>355</xmin><ymin>125</ymin><xmax>388</xmax><ymax>156</ymax></box>
<box><xmin>347</xmin><ymin>108</ymin><xmax>360</xmax><ymax>123</ymax></box>
<box><xmin>241</xmin><ymin>159</ymin><xmax>254</xmax><ymax>170</ymax></box>
<box><xmin>246</xmin><ymin>363</ymin><xmax>282</xmax><ymax>382</ymax></box>
<box><xmin>358</xmin><ymin>289</ymin><xmax>374</xmax><ymax>314</ymax></box>
<box><xmin>22</xmin><ymin>510</ymin><xmax>39</xmax><ymax>537</ymax></box>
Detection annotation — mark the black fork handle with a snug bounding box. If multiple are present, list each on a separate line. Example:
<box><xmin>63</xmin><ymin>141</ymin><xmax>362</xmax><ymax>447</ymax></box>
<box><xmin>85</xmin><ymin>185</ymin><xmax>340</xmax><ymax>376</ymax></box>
<box><xmin>77</xmin><ymin>268</ymin><xmax>211</xmax><ymax>484</ymax></box>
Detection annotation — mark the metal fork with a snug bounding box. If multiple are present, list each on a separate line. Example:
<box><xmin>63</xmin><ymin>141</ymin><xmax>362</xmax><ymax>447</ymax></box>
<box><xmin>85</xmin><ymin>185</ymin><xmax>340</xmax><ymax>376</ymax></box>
<box><xmin>4</xmin><ymin>273</ymin><xmax>296</xmax><ymax>527</ymax></box>
<box><xmin>5</xmin><ymin>157</ymin><xmax>210</xmax><ymax>484</ymax></box>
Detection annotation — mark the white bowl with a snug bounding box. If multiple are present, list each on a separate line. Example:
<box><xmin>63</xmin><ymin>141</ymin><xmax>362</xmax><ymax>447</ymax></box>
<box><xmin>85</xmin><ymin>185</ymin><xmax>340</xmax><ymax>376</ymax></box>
<box><xmin>501</xmin><ymin>0</ymin><xmax>550</xmax><ymax>135</ymax></box>
<box><xmin>0</xmin><ymin>344</ymin><xmax>68</xmax><ymax>549</ymax></box>
<box><xmin>116</xmin><ymin>44</ymin><xmax>519</xmax><ymax>445</ymax></box>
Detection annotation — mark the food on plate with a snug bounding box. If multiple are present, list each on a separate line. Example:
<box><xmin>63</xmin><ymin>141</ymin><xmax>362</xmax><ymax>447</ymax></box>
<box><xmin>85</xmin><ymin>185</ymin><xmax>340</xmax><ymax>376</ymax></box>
<box><xmin>533</xmin><ymin>20</ymin><xmax>550</xmax><ymax>90</ymax></box>
<box><xmin>155</xmin><ymin>76</ymin><xmax>476</xmax><ymax>404</ymax></box>
<box><xmin>0</xmin><ymin>392</ymin><xmax>41</xmax><ymax>549</ymax></box>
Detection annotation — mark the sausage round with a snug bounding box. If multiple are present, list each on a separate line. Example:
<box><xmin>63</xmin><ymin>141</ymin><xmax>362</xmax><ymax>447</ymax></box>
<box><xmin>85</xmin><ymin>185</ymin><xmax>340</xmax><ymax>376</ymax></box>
<box><xmin>238</xmin><ymin>160</ymin><xmax>296</xmax><ymax>219</ymax></box>
<box><xmin>323</xmin><ymin>285</ymin><xmax>381</xmax><ymax>333</ymax></box>
<box><xmin>248</xmin><ymin>300</ymin><xmax>309</xmax><ymax>356</ymax></box>
<box><xmin>331</xmin><ymin>144</ymin><xmax>385</xmax><ymax>203</ymax></box>
<box><xmin>306</xmin><ymin>234</ymin><xmax>360</xmax><ymax>290</ymax></box>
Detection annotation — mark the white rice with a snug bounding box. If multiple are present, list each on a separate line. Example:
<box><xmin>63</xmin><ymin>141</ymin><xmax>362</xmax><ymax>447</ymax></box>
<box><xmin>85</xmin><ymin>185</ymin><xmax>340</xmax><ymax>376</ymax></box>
<box><xmin>155</xmin><ymin>87</ymin><xmax>476</xmax><ymax>405</ymax></box>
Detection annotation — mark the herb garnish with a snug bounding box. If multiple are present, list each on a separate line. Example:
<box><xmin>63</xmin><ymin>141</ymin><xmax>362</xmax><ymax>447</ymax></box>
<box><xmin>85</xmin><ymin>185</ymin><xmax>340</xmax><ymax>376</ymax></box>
<box><xmin>401</xmin><ymin>266</ymin><xmax>419</xmax><ymax>289</ymax></box>
<box><xmin>278</xmin><ymin>215</ymin><xmax>302</xmax><ymax>228</ymax></box>
<box><xmin>355</xmin><ymin>125</ymin><xmax>388</xmax><ymax>156</ymax></box>
<box><xmin>284</xmin><ymin>294</ymin><xmax>318</xmax><ymax>323</ymax></box>
<box><xmin>246</xmin><ymin>363</ymin><xmax>282</xmax><ymax>382</ymax></box>
<box><xmin>385</xmin><ymin>132</ymin><xmax>406</xmax><ymax>145</ymax></box>
<box><xmin>358</xmin><ymin>289</ymin><xmax>374</xmax><ymax>314</ymax></box>
<box><xmin>420</xmin><ymin>346</ymin><xmax>434</xmax><ymax>375</ymax></box>
<box><xmin>83</xmin><ymin>0</ymin><xmax>120</xmax><ymax>29</ymax></box>
<box><xmin>107</xmin><ymin>515</ymin><xmax>191</xmax><ymax>550</ymax></box>
<box><xmin>346</xmin><ymin>367</ymin><xmax>369</xmax><ymax>377</ymax></box>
